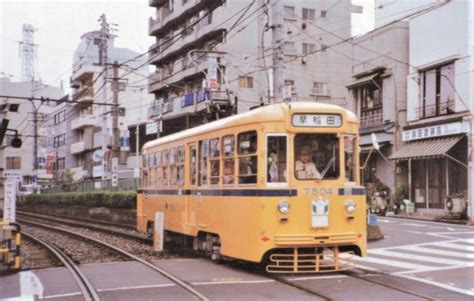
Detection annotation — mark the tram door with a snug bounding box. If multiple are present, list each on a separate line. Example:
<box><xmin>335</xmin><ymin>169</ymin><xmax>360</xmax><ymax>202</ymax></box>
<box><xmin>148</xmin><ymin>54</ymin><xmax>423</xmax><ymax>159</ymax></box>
<box><xmin>186</xmin><ymin>143</ymin><xmax>197</xmax><ymax>228</ymax></box>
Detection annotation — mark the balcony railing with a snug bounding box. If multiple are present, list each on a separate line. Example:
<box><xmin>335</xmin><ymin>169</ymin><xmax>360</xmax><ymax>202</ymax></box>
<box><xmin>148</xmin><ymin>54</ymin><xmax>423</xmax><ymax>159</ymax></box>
<box><xmin>71</xmin><ymin>114</ymin><xmax>97</xmax><ymax>130</ymax></box>
<box><xmin>70</xmin><ymin>141</ymin><xmax>85</xmax><ymax>154</ymax></box>
<box><xmin>360</xmin><ymin>111</ymin><xmax>383</xmax><ymax>127</ymax></box>
<box><xmin>416</xmin><ymin>101</ymin><xmax>455</xmax><ymax>120</ymax></box>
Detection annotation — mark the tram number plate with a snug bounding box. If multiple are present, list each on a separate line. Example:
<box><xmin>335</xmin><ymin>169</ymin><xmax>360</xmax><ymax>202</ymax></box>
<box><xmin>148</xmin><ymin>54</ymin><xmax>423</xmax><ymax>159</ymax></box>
<box><xmin>311</xmin><ymin>200</ymin><xmax>329</xmax><ymax>228</ymax></box>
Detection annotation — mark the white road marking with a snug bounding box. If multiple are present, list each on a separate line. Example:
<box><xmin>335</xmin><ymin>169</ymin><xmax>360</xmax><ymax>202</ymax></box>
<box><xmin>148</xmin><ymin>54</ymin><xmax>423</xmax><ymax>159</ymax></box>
<box><xmin>436</xmin><ymin>241</ymin><xmax>474</xmax><ymax>252</ymax></box>
<box><xmin>394</xmin><ymin>262</ymin><xmax>474</xmax><ymax>275</ymax></box>
<box><xmin>368</xmin><ymin>249</ymin><xmax>468</xmax><ymax>266</ymax></box>
<box><xmin>401</xmin><ymin>223</ymin><xmax>428</xmax><ymax>227</ymax></box>
<box><xmin>353</xmin><ymin>256</ymin><xmax>433</xmax><ymax>270</ymax></box>
<box><xmin>288</xmin><ymin>275</ymin><xmax>348</xmax><ymax>281</ymax></box>
<box><xmin>395</xmin><ymin>274</ymin><xmax>474</xmax><ymax>297</ymax></box>
<box><xmin>193</xmin><ymin>279</ymin><xmax>275</xmax><ymax>286</ymax></box>
<box><xmin>19</xmin><ymin>271</ymin><xmax>44</xmax><ymax>300</ymax></box>
<box><xmin>42</xmin><ymin>292</ymin><xmax>82</xmax><ymax>299</ymax></box>
<box><xmin>402</xmin><ymin>245</ymin><xmax>474</xmax><ymax>259</ymax></box>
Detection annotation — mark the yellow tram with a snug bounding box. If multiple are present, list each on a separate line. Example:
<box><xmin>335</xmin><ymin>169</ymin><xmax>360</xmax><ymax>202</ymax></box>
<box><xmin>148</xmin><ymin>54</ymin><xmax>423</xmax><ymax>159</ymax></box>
<box><xmin>137</xmin><ymin>102</ymin><xmax>366</xmax><ymax>273</ymax></box>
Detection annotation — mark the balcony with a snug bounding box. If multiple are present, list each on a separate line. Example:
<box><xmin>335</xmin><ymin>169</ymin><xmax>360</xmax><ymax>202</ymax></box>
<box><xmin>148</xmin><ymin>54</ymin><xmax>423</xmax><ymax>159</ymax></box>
<box><xmin>71</xmin><ymin>64</ymin><xmax>100</xmax><ymax>82</ymax></box>
<box><xmin>360</xmin><ymin>111</ymin><xmax>383</xmax><ymax>127</ymax></box>
<box><xmin>416</xmin><ymin>101</ymin><xmax>455</xmax><ymax>120</ymax></box>
<box><xmin>148</xmin><ymin>103</ymin><xmax>162</xmax><ymax>119</ymax></box>
<box><xmin>70</xmin><ymin>166</ymin><xmax>88</xmax><ymax>181</ymax></box>
<box><xmin>148</xmin><ymin>53</ymin><xmax>222</xmax><ymax>93</ymax></box>
<box><xmin>70</xmin><ymin>141</ymin><xmax>85</xmax><ymax>154</ymax></box>
<box><xmin>71</xmin><ymin>114</ymin><xmax>97</xmax><ymax>130</ymax></box>
<box><xmin>149</xmin><ymin>16</ymin><xmax>161</xmax><ymax>36</ymax></box>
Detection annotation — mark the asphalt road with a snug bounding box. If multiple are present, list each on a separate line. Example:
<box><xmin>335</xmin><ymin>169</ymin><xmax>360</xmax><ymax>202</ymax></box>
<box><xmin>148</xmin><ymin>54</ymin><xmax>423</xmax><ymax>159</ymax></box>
<box><xmin>1</xmin><ymin>217</ymin><xmax>473</xmax><ymax>300</ymax></box>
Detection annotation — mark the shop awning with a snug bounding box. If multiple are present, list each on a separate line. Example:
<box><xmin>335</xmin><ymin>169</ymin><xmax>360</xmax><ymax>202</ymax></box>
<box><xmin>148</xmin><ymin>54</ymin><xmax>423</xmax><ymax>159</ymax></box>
<box><xmin>389</xmin><ymin>135</ymin><xmax>464</xmax><ymax>161</ymax></box>
<box><xmin>347</xmin><ymin>73</ymin><xmax>379</xmax><ymax>89</ymax></box>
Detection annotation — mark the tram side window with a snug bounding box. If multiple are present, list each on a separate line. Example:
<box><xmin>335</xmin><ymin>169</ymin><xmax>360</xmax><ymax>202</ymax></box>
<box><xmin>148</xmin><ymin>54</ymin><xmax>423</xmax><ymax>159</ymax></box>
<box><xmin>344</xmin><ymin>135</ymin><xmax>357</xmax><ymax>183</ymax></box>
<box><xmin>222</xmin><ymin>135</ymin><xmax>235</xmax><ymax>156</ymax></box>
<box><xmin>169</xmin><ymin>148</ymin><xmax>177</xmax><ymax>186</ymax></box>
<box><xmin>190</xmin><ymin>145</ymin><xmax>197</xmax><ymax>185</ymax></box>
<box><xmin>222</xmin><ymin>135</ymin><xmax>235</xmax><ymax>186</ymax></box>
<box><xmin>199</xmin><ymin>140</ymin><xmax>209</xmax><ymax>186</ymax></box>
<box><xmin>267</xmin><ymin>136</ymin><xmax>287</xmax><ymax>183</ymax></box>
<box><xmin>294</xmin><ymin>134</ymin><xmax>340</xmax><ymax>180</ymax></box>
<box><xmin>162</xmin><ymin>149</ymin><xmax>169</xmax><ymax>186</ymax></box>
<box><xmin>156</xmin><ymin>151</ymin><xmax>161</xmax><ymax>187</ymax></box>
<box><xmin>209</xmin><ymin>138</ymin><xmax>220</xmax><ymax>185</ymax></box>
<box><xmin>177</xmin><ymin>146</ymin><xmax>185</xmax><ymax>186</ymax></box>
<box><xmin>238</xmin><ymin>131</ymin><xmax>258</xmax><ymax>184</ymax></box>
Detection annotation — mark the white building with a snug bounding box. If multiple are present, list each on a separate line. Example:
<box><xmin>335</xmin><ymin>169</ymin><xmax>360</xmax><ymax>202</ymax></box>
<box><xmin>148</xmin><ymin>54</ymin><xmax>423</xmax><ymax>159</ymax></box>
<box><xmin>147</xmin><ymin>0</ymin><xmax>354</xmax><ymax>135</ymax></box>
<box><xmin>48</xmin><ymin>30</ymin><xmax>154</xmax><ymax>183</ymax></box>
<box><xmin>387</xmin><ymin>0</ymin><xmax>473</xmax><ymax>220</ymax></box>
<box><xmin>0</xmin><ymin>77</ymin><xmax>64</xmax><ymax>185</ymax></box>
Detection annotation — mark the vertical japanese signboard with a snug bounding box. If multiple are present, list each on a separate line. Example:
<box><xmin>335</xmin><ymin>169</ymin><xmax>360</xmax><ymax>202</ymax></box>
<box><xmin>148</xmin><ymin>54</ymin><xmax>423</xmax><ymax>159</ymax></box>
<box><xmin>208</xmin><ymin>54</ymin><xmax>218</xmax><ymax>91</ymax></box>
<box><xmin>4</xmin><ymin>180</ymin><xmax>17</xmax><ymax>222</ymax></box>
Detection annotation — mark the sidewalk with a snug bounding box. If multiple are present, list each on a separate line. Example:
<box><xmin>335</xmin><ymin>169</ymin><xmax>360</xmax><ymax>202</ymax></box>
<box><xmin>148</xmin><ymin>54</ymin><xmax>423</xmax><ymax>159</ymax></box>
<box><xmin>386</xmin><ymin>211</ymin><xmax>472</xmax><ymax>225</ymax></box>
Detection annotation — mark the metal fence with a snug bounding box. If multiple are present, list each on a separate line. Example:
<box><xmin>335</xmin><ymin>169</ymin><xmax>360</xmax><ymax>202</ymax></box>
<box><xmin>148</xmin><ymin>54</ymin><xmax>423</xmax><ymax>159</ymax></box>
<box><xmin>42</xmin><ymin>178</ymin><xmax>140</xmax><ymax>194</ymax></box>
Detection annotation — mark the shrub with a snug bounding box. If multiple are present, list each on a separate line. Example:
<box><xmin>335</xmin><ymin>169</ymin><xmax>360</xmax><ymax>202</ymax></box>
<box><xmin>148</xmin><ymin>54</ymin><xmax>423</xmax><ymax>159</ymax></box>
<box><xmin>20</xmin><ymin>191</ymin><xmax>136</xmax><ymax>210</ymax></box>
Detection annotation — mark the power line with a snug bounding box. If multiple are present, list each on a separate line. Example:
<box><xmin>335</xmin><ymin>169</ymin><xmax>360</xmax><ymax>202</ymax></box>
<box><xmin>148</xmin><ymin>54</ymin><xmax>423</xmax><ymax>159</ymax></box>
<box><xmin>0</xmin><ymin>95</ymin><xmax>118</xmax><ymax>107</ymax></box>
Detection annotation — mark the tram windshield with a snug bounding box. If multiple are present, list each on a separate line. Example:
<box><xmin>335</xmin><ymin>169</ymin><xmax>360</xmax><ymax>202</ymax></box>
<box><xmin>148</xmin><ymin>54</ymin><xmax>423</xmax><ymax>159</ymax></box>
<box><xmin>294</xmin><ymin>134</ymin><xmax>340</xmax><ymax>180</ymax></box>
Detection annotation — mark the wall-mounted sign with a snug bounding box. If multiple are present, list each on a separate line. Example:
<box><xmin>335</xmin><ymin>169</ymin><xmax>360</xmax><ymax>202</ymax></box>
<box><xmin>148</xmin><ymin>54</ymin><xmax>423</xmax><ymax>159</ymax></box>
<box><xmin>402</xmin><ymin>122</ymin><xmax>468</xmax><ymax>141</ymax></box>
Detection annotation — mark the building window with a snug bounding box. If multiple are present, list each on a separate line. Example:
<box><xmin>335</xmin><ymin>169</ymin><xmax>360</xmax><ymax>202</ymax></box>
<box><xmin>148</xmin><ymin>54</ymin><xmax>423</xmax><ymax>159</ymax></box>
<box><xmin>284</xmin><ymin>79</ymin><xmax>297</xmax><ymax>95</ymax></box>
<box><xmin>238</xmin><ymin>76</ymin><xmax>253</xmax><ymax>88</ymax></box>
<box><xmin>284</xmin><ymin>6</ymin><xmax>296</xmax><ymax>20</ymax></box>
<box><xmin>321</xmin><ymin>10</ymin><xmax>327</xmax><ymax>18</ymax></box>
<box><xmin>6</xmin><ymin>157</ymin><xmax>21</xmax><ymax>169</ymax></box>
<box><xmin>53</xmin><ymin>134</ymin><xmax>66</xmax><ymax>148</ymax></box>
<box><xmin>57</xmin><ymin>157</ymin><xmax>65</xmax><ymax>170</ymax></box>
<box><xmin>284</xmin><ymin>41</ymin><xmax>296</xmax><ymax>55</ymax></box>
<box><xmin>352</xmin><ymin>77</ymin><xmax>383</xmax><ymax>127</ymax></box>
<box><xmin>418</xmin><ymin>62</ymin><xmax>455</xmax><ymax>119</ymax></box>
<box><xmin>54</xmin><ymin>110</ymin><xmax>66</xmax><ymax>125</ymax></box>
<box><xmin>312</xmin><ymin>82</ymin><xmax>328</xmax><ymax>96</ymax></box>
<box><xmin>302</xmin><ymin>43</ymin><xmax>316</xmax><ymax>55</ymax></box>
<box><xmin>302</xmin><ymin>8</ymin><xmax>315</xmax><ymax>21</ymax></box>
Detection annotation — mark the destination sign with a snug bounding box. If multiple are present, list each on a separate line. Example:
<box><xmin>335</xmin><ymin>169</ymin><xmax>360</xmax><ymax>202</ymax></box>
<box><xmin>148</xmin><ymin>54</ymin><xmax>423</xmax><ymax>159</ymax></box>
<box><xmin>292</xmin><ymin>114</ymin><xmax>342</xmax><ymax>127</ymax></box>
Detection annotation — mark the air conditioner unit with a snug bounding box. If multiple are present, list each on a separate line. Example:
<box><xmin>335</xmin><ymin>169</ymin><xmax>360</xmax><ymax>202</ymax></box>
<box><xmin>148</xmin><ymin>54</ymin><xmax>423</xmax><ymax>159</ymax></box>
<box><xmin>445</xmin><ymin>196</ymin><xmax>467</xmax><ymax>213</ymax></box>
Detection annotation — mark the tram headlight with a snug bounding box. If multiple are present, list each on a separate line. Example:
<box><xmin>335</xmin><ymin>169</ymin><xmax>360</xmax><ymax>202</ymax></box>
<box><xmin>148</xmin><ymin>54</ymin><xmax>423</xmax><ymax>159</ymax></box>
<box><xmin>345</xmin><ymin>200</ymin><xmax>356</xmax><ymax>213</ymax></box>
<box><xmin>278</xmin><ymin>200</ymin><xmax>291</xmax><ymax>214</ymax></box>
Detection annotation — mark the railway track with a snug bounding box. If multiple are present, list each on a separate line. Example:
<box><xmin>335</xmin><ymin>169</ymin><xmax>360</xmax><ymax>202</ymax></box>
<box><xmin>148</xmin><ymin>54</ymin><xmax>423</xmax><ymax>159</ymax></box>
<box><xmin>17</xmin><ymin>211</ymin><xmax>150</xmax><ymax>243</ymax></box>
<box><xmin>18</xmin><ymin>219</ymin><xmax>209</xmax><ymax>301</ymax></box>
<box><xmin>22</xmin><ymin>231</ymin><xmax>101</xmax><ymax>301</ymax></box>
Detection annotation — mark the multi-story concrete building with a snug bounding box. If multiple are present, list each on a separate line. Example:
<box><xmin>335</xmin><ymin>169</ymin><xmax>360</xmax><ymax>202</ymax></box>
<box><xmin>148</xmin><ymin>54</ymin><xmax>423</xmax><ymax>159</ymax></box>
<box><xmin>348</xmin><ymin>21</ymin><xmax>409</xmax><ymax>192</ymax></box>
<box><xmin>0</xmin><ymin>77</ymin><xmax>64</xmax><ymax>185</ymax></box>
<box><xmin>47</xmin><ymin>30</ymin><xmax>154</xmax><ymax>183</ymax></box>
<box><xmin>383</xmin><ymin>0</ymin><xmax>473</xmax><ymax>221</ymax></box>
<box><xmin>147</xmin><ymin>0</ymin><xmax>354</xmax><ymax>135</ymax></box>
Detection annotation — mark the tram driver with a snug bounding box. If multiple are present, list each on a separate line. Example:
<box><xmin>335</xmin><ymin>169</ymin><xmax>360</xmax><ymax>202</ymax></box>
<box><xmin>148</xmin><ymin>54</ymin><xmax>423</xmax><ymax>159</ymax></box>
<box><xmin>295</xmin><ymin>146</ymin><xmax>321</xmax><ymax>179</ymax></box>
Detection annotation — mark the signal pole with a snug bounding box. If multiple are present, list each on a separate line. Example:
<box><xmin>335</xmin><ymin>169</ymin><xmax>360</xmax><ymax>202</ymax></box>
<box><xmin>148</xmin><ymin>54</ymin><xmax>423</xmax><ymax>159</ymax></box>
<box><xmin>271</xmin><ymin>0</ymin><xmax>284</xmax><ymax>102</ymax></box>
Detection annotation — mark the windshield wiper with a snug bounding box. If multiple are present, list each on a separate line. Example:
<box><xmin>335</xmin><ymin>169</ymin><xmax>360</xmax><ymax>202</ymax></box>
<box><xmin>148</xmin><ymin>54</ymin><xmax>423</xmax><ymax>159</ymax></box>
<box><xmin>317</xmin><ymin>156</ymin><xmax>336</xmax><ymax>180</ymax></box>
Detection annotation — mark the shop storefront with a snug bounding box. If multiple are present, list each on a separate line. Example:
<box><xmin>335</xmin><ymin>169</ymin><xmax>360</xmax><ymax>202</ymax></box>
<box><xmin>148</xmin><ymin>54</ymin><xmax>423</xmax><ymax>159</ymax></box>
<box><xmin>390</xmin><ymin>121</ymin><xmax>468</xmax><ymax>211</ymax></box>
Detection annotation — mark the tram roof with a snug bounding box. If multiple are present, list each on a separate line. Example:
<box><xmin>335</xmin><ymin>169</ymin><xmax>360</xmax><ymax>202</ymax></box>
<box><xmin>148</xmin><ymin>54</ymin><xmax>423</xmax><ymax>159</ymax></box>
<box><xmin>143</xmin><ymin>102</ymin><xmax>358</xmax><ymax>150</ymax></box>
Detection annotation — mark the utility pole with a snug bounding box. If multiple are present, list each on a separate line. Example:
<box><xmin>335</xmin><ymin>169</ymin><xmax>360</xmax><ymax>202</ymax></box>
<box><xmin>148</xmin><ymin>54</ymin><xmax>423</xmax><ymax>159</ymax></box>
<box><xmin>112</xmin><ymin>61</ymin><xmax>120</xmax><ymax>160</ymax></box>
<box><xmin>271</xmin><ymin>0</ymin><xmax>284</xmax><ymax>102</ymax></box>
<box><xmin>99</xmin><ymin>14</ymin><xmax>110</xmax><ymax>184</ymax></box>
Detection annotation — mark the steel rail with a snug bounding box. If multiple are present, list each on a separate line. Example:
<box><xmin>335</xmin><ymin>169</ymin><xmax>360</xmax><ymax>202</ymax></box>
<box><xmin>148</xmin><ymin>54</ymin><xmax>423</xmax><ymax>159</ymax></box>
<box><xmin>22</xmin><ymin>231</ymin><xmax>101</xmax><ymax>301</ymax></box>
<box><xmin>17</xmin><ymin>210</ymin><xmax>135</xmax><ymax>230</ymax></box>
<box><xmin>343</xmin><ymin>270</ymin><xmax>439</xmax><ymax>301</ymax></box>
<box><xmin>17</xmin><ymin>212</ymin><xmax>151</xmax><ymax>244</ymax></box>
<box><xmin>19</xmin><ymin>219</ymin><xmax>209</xmax><ymax>301</ymax></box>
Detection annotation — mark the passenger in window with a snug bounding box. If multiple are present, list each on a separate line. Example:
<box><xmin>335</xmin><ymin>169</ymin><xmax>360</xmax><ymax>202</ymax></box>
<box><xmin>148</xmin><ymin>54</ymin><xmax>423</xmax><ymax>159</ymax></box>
<box><xmin>295</xmin><ymin>147</ymin><xmax>321</xmax><ymax>179</ymax></box>
<box><xmin>268</xmin><ymin>152</ymin><xmax>279</xmax><ymax>182</ymax></box>
<box><xmin>223</xmin><ymin>161</ymin><xmax>234</xmax><ymax>184</ymax></box>
<box><xmin>239</xmin><ymin>156</ymin><xmax>257</xmax><ymax>184</ymax></box>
